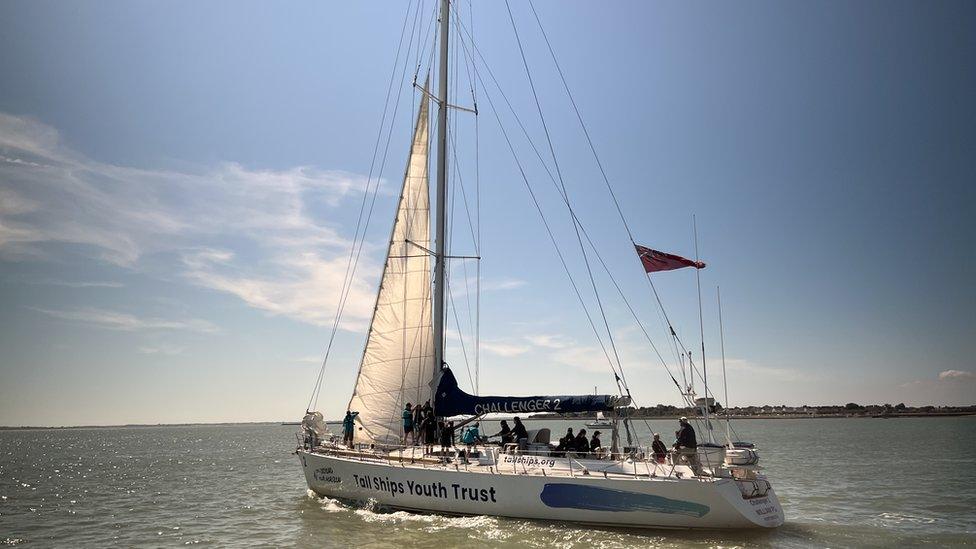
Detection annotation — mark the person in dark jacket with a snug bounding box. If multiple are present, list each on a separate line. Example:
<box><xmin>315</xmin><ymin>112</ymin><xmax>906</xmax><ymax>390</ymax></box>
<box><xmin>555</xmin><ymin>428</ymin><xmax>574</xmax><ymax>455</ymax></box>
<box><xmin>412</xmin><ymin>404</ymin><xmax>424</xmax><ymax>444</ymax></box>
<box><xmin>674</xmin><ymin>417</ymin><xmax>698</xmax><ymax>449</ymax></box>
<box><xmin>673</xmin><ymin>417</ymin><xmax>700</xmax><ymax>473</ymax></box>
<box><xmin>421</xmin><ymin>411</ymin><xmax>436</xmax><ymax>454</ymax></box>
<box><xmin>439</xmin><ymin>421</ymin><xmax>454</xmax><ymax>450</ymax></box>
<box><xmin>573</xmin><ymin>429</ymin><xmax>589</xmax><ymax>455</ymax></box>
<box><xmin>589</xmin><ymin>431</ymin><xmax>602</xmax><ymax>453</ymax></box>
<box><xmin>491</xmin><ymin>420</ymin><xmax>514</xmax><ymax>445</ymax></box>
<box><xmin>511</xmin><ymin>416</ymin><xmax>529</xmax><ymax>449</ymax></box>
<box><xmin>651</xmin><ymin>433</ymin><xmax>668</xmax><ymax>463</ymax></box>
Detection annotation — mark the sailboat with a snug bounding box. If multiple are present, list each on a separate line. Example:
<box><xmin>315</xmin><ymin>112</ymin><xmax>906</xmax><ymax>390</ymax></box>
<box><xmin>585</xmin><ymin>411</ymin><xmax>612</xmax><ymax>429</ymax></box>
<box><xmin>297</xmin><ymin>0</ymin><xmax>783</xmax><ymax>529</ymax></box>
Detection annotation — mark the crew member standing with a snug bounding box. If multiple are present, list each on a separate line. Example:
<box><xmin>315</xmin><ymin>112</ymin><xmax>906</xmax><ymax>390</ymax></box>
<box><xmin>402</xmin><ymin>403</ymin><xmax>414</xmax><ymax>445</ymax></box>
<box><xmin>342</xmin><ymin>410</ymin><xmax>359</xmax><ymax>449</ymax></box>
<box><xmin>673</xmin><ymin>417</ymin><xmax>700</xmax><ymax>473</ymax></box>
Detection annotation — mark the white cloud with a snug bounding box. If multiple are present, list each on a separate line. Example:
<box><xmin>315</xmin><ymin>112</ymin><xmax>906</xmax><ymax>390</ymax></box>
<box><xmin>27</xmin><ymin>279</ymin><xmax>124</xmax><ymax>288</ymax></box>
<box><xmin>0</xmin><ymin>113</ymin><xmax>380</xmax><ymax>329</ymax></box>
<box><xmin>938</xmin><ymin>370</ymin><xmax>975</xmax><ymax>381</ymax></box>
<box><xmin>482</xmin><ymin>277</ymin><xmax>527</xmax><ymax>291</ymax></box>
<box><xmin>524</xmin><ymin>333</ymin><xmax>572</xmax><ymax>349</ymax></box>
<box><xmin>895</xmin><ymin>370</ymin><xmax>975</xmax><ymax>406</ymax></box>
<box><xmin>480</xmin><ymin>340</ymin><xmax>530</xmax><ymax>357</ymax></box>
<box><xmin>138</xmin><ymin>345</ymin><xmax>186</xmax><ymax>356</ymax></box>
<box><xmin>30</xmin><ymin>306</ymin><xmax>218</xmax><ymax>333</ymax></box>
<box><xmin>552</xmin><ymin>344</ymin><xmax>611</xmax><ymax>373</ymax></box>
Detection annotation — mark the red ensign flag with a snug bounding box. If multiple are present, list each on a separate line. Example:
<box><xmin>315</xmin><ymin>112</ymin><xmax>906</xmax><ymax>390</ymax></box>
<box><xmin>635</xmin><ymin>244</ymin><xmax>705</xmax><ymax>273</ymax></box>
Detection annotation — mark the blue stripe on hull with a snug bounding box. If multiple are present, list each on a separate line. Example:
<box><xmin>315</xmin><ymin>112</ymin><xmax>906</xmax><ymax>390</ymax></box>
<box><xmin>540</xmin><ymin>484</ymin><xmax>710</xmax><ymax>517</ymax></box>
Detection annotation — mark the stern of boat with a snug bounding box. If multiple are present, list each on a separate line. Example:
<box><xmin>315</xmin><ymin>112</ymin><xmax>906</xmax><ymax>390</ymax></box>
<box><xmin>719</xmin><ymin>475</ymin><xmax>784</xmax><ymax>528</ymax></box>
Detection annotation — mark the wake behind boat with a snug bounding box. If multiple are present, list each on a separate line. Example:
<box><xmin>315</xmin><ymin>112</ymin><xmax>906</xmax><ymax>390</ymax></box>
<box><xmin>296</xmin><ymin>0</ymin><xmax>783</xmax><ymax>530</ymax></box>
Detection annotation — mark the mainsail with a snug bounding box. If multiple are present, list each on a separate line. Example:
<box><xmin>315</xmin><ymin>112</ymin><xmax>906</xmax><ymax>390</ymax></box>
<box><xmin>347</xmin><ymin>95</ymin><xmax>435</xmax><ymax>445</ymax></box>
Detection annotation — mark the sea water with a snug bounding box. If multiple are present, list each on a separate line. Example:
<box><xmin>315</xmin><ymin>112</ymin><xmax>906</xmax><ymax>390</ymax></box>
<box><xmin>2</xmin><ymin>418</ymin><xmax>974</xmax><ymax>547</ymax></box>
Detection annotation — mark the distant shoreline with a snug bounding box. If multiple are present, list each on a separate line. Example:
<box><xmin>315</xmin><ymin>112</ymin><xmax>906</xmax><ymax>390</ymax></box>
<box><xmin>0</xmin><ymin>421</ymin><xmax>285</xmax><ymax>431</ymax></box>
<box><xmin>531</xmin><ymin>412</ymin><xmax>976</xmax><ymax>421</ymax></box>
<box><xmin>1</xmin><ymin>413</ymin><xmax>973</xmax><ymax>430</ymax></box>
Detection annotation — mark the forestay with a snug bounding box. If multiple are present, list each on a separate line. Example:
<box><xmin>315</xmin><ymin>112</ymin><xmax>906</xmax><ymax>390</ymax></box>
<box><xmin>347</xmin><ymin>95</ymin><xmax>436</xmax><ymax>445</ymax></box>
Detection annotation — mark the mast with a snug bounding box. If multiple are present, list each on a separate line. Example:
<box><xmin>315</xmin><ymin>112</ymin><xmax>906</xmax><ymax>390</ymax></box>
<box><xmin>432</xmin><ymin>0</ymin><xmax>450</xmax><ymax>386</ymax></box>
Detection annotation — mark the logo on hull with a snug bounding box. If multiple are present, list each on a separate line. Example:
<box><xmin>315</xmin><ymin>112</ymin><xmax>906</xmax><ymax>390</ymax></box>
<box><xmin>314</xmin><ymin>467</ymin><xmax>341</xmax><ymax>484</ymax></box>
<box><xmin>540</xmin><ymin>484</ymin><xmax>709</xmax><ymax>517</ymax></box>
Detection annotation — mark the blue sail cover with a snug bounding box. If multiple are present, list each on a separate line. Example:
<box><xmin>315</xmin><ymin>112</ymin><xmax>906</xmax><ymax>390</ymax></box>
<box><xmin>433</xmin><ymin>368</ymin><xmax>623</xmax><ymax>417</ymax></box>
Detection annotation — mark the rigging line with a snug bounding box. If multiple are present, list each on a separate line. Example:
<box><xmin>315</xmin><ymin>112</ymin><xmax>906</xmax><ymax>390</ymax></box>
<box><xmin>452</xmin><ymin>9</ymin><xmax>654</xmax><ymax>390</ymax></box>
<box><xmin>692</xmin><ymin>215</ymin><xmax>711</xmax><ymax>442</ymax></box>
<box><xmin>527</xmin><ymin>0</ymin><xmax>635</xmax><ymax>243</ymax></box>
<box><xmin>414</xmin><ymin>0</ymin><xmax>440</xmax><ymax>81</ymax></box>
<box><xmin>450</xmin><ymin>9</ymin><xmax>620</xmax><ymax>385</ymax></box>
<box><xmin>578</xmin><ymin>228</ymin><xmax>681</xmax><ymax>389</ymax></box>
<box><xmin>452</xmin><ymin>8</ymin><xmax>643</xmax><ymax>391</ymax></box>
<box><xmin>307</xmin><ymin>0</ymin><xmax>416</xmax><ymax>411</ymax></box>
<box><xmin>448</xmin><ymin>282</ymin><xmax>476</xmax><ymax>392</ymax></box>
<box><xmin>319</xmin><ymin>0</ymin><xmax>424</xmax><ymax>411</ymax></box>
<box><xmin>450</xmin><ymin>121</ymin><xmax>476</xmax><ymax>339</ymax></box>
<box><xmin>328</xmin><ymin>19</ymin><xmax>430</xmax><ymax>419</ymax></box>
<box><xmin>408</xmin><ymin>0</ymin><xmax>425</xmax><ymax>82</ymax></box>
<box><xmin>447</xmin><ymin>123</ymin><xmax>479</xmax><ymax>254</ymax></box>
<box><xmin>469</xmin><ymin>0</ymin><xmax>481</xmax><ymax>396</ymax></box>
<box><xmin>528</xmin><ymin>0</ymin><xmax>693</xmax><ymax>388</ymax></box>
<box><xmin>454</xmin><ymin>1</ymin><xmax>479</xmax><ymax>112</ymax></box>
<box><xmin>504</xmin><ymin>0</ymin><xmax>626</xmax><ymax>395</ymax></box>
<box><xmin>444</xmin><ymin>75</ymin><xmax>477</xmax><ymax>382</ymax></box>
<box><xmin>717</xmin><ymin>285</ymin><xmax>731</xmax><ymax>445</ymax></box>
<box><xmin>477</xmin><ymin>71</ymin><xmax>618</xmax><ymax>378</ymax></box>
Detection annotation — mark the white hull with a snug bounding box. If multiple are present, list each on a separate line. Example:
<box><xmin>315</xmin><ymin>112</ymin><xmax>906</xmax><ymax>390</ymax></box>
<box><xmin>297</xmin><ymin>449</ymin><xmax>783</xmax><ymax>529</ymax></box>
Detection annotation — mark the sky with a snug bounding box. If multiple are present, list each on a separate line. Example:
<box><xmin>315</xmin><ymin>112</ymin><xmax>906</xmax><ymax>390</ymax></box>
<box><xmin>0</xmin><ymin>0</ymin><xmax>973</xmax><ymax>426</ymax></box>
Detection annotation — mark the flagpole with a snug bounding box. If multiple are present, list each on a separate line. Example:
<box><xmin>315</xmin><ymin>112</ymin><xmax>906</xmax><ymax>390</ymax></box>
<box><xmin>693</xmin><ymin>215</ymin><xmax>711</xmax><ymax>443</ymax></box>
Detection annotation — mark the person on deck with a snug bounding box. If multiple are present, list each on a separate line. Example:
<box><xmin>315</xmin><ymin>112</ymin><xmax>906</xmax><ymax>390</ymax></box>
<box><xmin>673</xmin><ymin>417</ymin><xmax>700</xmax><ymax>473</ymax></box>
<box><xmin>421</xmin><ymin>410</ymin><xmax>437</xmax><ymax>454</ymax></box>
<box><xmin>573</xmin><ymin>429</ymin><xmax>589</xmax><ymax>456</ymax></box>
<box><xmin>651</xmin><ymin>433</ymin><xmax>668</xmax><ymax>463</ymax></box>
<box><xmin>490</xmin><ymin>420</ymin><xmax>513</xmax><ymax>445</ymax></box>
<box><xmin>555</xmin><ymin>427</ymin><xmax>574</xmax><ymax>455</ymax></box>
<box><xmin>403</xmin><ymin>403</ymin><xmax>414</xmax><ymax>445</ymax></box>
<box><xmin>461</xmin><ymin>423</ymin><xmax>481</xmax><ymax>446</ymax></box>
<box><xmin>439</xmin><ymin>420</ymin><xmax>454</xmax><ymax>453</ymax></box>
<box><xmin>589</xmin><ymin>431</ymin><xmax>602</xmax><ymax>453</ymax></box>
<box><xmin>342</xmin><ymin>410</ymin><xmax>359</xmax><ymax>449</ymax></box>
<box><xmin>511</xmin><ymin>416</ymin><xmax>529</xmax><ymax>450</ymax></box>
<box><xmin>412</xmin><ymin>402</ymin><xmax>424</xmax><ymax>443</ymax></box>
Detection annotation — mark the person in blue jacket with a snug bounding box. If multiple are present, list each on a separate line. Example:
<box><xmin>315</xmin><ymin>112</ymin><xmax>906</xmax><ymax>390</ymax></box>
<box><xmin>342</xmin><ymin>410</ymin><xmax>359</xmax><ymax>448</ymax></box>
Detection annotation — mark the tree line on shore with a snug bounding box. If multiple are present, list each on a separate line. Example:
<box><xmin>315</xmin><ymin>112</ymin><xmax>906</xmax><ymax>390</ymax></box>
<box><xmin>545</xmin><ymin>402</ymin><xmax>976</xmax><ymax>418</ymax></box>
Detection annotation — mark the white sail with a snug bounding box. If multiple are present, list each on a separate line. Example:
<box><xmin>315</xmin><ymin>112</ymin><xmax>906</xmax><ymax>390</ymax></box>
<box><xmin>346</xmin><ymin>95</ymin><xmax>435</xmax><ymax>445</ymax></box>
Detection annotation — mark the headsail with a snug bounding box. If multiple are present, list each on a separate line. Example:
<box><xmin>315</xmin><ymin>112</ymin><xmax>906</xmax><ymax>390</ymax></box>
<box><xmin>347</xmin><ymin>94</ymin><xmax>435</xmax><ymax>445</ymax></box>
